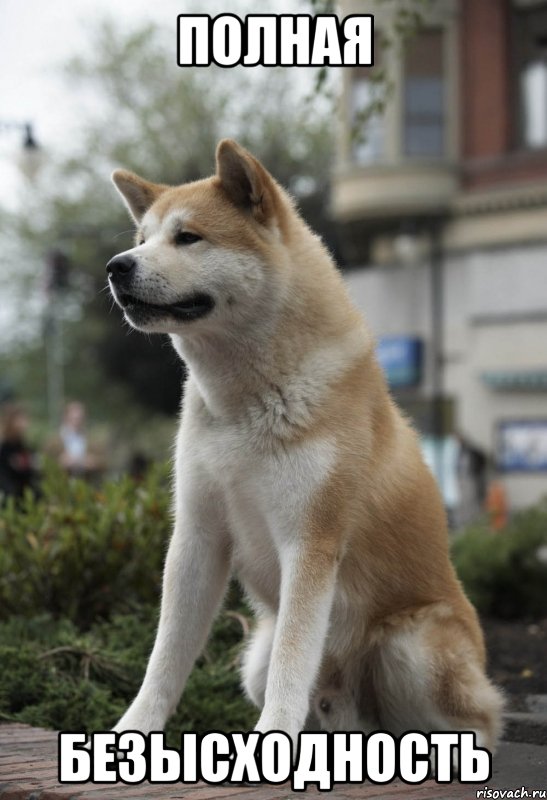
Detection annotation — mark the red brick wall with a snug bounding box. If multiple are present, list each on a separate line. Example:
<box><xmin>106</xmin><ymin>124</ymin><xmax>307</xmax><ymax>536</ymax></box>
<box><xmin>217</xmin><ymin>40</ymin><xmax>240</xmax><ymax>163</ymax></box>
<box><xmin>459</xmin><ymin>0</ymin><xmax>547</xmax><ymax>189</ymax></box>
<box><xmin>460</xmin><ymin>0</ymin><xmax>512</xmax><ymax>161</ymax></box>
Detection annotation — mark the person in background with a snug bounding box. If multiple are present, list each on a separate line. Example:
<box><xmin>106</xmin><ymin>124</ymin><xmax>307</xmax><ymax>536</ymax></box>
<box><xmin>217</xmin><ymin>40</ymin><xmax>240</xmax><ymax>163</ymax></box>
<box><xmin>57</xmin><ymin>401</ymin><xmax>101</xmax><ymax>478</ymax></box>
<box><xmin>486</xmin><ymin>469</ymin><xmax>509</xmax><ymax>531</ymax></box>
<box><xmin>0</xmin><ymin>403</ymin><xmax>39</xmax><ymax>500</ymax></box>
<box><xmin>128</xmin><ymin>451</ymin><xmax>150</xmax><ymax>483</ymax></box>
<box><xmin>456</xmin><ymin>432</ymin><xmax>488</xmax><ymax>527</ymax></box>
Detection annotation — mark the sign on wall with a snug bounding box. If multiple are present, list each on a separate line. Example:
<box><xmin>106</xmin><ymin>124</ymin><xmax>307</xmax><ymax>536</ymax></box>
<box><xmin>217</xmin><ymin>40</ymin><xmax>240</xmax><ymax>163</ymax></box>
<box><xmin>497</xmin><ymin>420</ymin><xmax>547</xmax><ymax>472</ymax></box>
<box><xmin>376</xmin><ymin>336</ymin><xmax>423</xmax><ymax>389</ymax></box>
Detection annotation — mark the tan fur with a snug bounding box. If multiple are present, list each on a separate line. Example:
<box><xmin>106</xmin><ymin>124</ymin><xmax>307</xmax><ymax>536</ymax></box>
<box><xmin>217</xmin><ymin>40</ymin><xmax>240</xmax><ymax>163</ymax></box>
<box><xmin>108</xmin><ymin>140</ymin><xmax>504</xmax><ymax>753</ymax></box>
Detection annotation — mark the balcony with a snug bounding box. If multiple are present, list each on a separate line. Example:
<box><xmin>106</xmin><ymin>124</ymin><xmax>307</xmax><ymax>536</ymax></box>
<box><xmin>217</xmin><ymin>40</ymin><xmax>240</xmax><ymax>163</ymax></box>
<box><xmin>331</xmin><ymin>161</ymin><xmax>459</xmax><ymax>223</ymax></box>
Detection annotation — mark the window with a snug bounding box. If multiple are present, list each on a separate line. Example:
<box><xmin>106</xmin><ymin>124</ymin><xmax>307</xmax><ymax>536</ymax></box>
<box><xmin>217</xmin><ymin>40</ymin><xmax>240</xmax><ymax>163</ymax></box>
<box><xmin>521</xmin><ymin>61</ymin><xmax>547</xmax><ymax>147</ymax></box>
<box><xmin>513</xmin><ymin>4</ymin><xmax>547</xmax><ymax>149</ymax></box>
<box><xmin>350</xmin><ymin>41</ymin><xmax>385</xmax><ymax>165</ymax></box>
<box><xmin>403</xmin><ymin>30</ymin><xmax>445</xmax><ymax>158</ymax></box>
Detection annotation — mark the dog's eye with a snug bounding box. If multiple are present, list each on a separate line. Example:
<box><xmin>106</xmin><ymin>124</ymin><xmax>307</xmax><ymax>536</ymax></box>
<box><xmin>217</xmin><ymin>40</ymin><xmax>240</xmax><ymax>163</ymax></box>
<box><xmin>174</xmin><ymin>231</ymin><xmax>202</xmax><ymax>246</ymax></box>
<box><xmin>138</xmin><ymin>238</ymin><xmax>145</xmax><ymax>246</ymax></box>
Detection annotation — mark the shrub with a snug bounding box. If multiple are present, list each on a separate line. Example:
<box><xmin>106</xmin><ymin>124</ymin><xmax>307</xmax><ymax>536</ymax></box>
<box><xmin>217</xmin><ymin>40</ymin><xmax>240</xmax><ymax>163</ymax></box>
<box><xmin>0</xmin><ymin>463</ymin><xmax>257</xmax><ymax>735</ymax></box>
<box><xmin>452</xmin><ymin>499</ymin><xmax>547</xmax><ymax>620</ymax></box>
<box><xmin>0</xmin><ymin>461</ymin><xmax>172</xmax><ymax>627</ymax></box>
<box><xmin>0</xmin><ymin>606</ymin><xmax>256</xmax><ymax>740</ymax></box>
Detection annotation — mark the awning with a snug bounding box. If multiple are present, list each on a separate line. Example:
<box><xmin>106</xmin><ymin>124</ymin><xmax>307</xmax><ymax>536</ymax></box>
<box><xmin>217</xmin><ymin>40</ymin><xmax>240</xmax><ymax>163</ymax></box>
<box><xmin>481</xmin><ymin>369</ymin><xmax>547</xmax><ymax>390</ymax></box>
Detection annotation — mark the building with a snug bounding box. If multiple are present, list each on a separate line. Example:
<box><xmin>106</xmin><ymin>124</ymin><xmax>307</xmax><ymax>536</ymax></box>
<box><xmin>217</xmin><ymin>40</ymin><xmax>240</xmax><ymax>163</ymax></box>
<box><xmin>333</xmin><ymin>0</ymin><xmax>547</xmax><ymax>512</ymax></box>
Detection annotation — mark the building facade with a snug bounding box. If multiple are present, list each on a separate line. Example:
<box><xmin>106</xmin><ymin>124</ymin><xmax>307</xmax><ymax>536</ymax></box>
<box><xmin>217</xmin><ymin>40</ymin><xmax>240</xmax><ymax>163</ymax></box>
<box><xmin>333</xmin><ymin>0</ymin><xmax>547</xmax><ymax>510</ymax></box>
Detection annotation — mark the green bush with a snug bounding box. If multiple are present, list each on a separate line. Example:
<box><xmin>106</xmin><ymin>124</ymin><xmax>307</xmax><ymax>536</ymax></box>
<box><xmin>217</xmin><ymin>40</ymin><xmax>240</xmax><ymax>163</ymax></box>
<box><xmin>0</xmin><ymin>605</ymin><xmax>256</xmax><ymax>740</ymax></box>
<box><xmin>0</xmin><ymin>462</ymin><xmax>172</xmax><ymax>627</ymax></box>
<box><xmin>452</xmin><ymin>499</ymin><xmax>547</xmax><ymax>620</ymax></box>
<box><xmin>0</xmin><ymin>465</ymin><xmax>256</xmax><ymax>735</ymax></box>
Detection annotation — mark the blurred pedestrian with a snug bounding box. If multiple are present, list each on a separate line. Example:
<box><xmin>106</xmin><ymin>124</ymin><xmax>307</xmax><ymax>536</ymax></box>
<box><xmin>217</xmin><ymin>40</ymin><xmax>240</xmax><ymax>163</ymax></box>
<box><xmin>0</xmin><ymin>403</ymin><xmax>39</xmax><ymax>500</ymax></box>
<box><xmin>55</xmin><ymin>401</ymin><xmax>102</xmax><ymax>478</ymax></box>
<box><xmin>486</xmin><ymin>475</ymin><xmax>509</xmax><ymax>531</ymax></box>
<box><xmin>128</xmin><ymin>451</ymin><xmax>150</xmax><ymax>483</ymax></box>
<box><xmin>456</xmin><ymin>432</ymin><xmax>488</xmax><ymax>526</ymax></box>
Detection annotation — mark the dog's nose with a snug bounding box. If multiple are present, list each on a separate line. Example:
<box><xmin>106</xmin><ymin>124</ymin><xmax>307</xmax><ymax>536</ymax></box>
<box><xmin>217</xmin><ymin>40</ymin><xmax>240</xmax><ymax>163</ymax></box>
<box><xmin>106</xmin><ymin>254</ymin><xmax>137</xmax><ymax>280</ymax></box>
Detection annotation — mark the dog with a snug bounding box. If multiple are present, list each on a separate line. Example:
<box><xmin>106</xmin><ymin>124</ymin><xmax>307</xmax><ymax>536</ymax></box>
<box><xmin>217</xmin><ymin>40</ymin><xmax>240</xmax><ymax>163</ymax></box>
<box><xmin>107</xmin><ymin>140</ymin><xmax>503</xmax><ymax>750</ymax></box>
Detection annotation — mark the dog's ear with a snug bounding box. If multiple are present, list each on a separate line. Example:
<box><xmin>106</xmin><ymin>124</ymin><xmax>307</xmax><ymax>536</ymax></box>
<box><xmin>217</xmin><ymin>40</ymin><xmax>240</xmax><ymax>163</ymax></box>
<box><xmin>111</xmin><ymin>169</ymin><xmax>165</xmax><ymax>223</ymax></box>
<box><xmin>216</xmin><ymin>139</ymin><xmax>277</xmax><ymax>225</ymax></box>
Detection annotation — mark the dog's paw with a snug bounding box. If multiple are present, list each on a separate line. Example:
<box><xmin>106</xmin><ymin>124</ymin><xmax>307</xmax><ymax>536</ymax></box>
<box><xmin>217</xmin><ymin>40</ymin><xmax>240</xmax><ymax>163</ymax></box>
<box><xmin>113</xmin><ymin>700</ymin><xmax>165</xmax><ymax>737</ymax></box>
<box><xmin>254</xmin><ymin>712</ymin><xmax>299</xmax><ymax>750</ymax></box>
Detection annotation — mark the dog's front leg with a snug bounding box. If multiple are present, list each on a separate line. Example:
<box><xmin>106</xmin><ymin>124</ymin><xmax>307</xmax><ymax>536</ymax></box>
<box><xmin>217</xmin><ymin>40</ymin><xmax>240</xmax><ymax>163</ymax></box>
<box><xmin>113</xmin><ymin>485</ymin><xmax>230</xmax><ymax>735</ymax></box>
<box><xmin>255</xmin><ymin>539</ymin><xmax>338</xmax><ymax>744</ymax></box>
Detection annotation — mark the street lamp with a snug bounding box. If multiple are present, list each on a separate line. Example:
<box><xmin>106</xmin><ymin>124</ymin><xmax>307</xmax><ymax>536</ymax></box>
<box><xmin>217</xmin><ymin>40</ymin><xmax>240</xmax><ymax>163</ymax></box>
<box><xmin>0</xmin><ymin>122</ymin><xmax>61</xmax><ymax>425</ymax></box>
<box><xmin>429</xmin><ymin>220</ymin><xmax>446</xmax><ymax>494</ymax></box>
<box><xmin>0</xmin><ymin>120</ymin><xmax>39</xmax><ymax>152</ymax></box>
<box><xmin>22</xmin><ymin>123</ymin><xmax>38</xmax><ymax>150</ymax></box>
<box><xmin>0</xmin><ymin>120</ymin><xmax>42</xmax><ymax>180</ymax></box>
<box><xmin>44</xmin><ymin>250</ymin><xmax>71</xmax><ymax>428</ymax></box>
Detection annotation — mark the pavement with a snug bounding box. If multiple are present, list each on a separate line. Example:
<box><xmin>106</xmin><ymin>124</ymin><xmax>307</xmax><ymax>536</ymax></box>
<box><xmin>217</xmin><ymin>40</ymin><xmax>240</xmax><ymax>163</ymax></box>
<box><xmin>505</xmin><ymin>695</ymin><xmax>547</xmax><ymax>747</ymax></box>
<box><xmin>0</xmin><ymin>724</ymin><xmax>545</xmax><ymax>800</ymax></box>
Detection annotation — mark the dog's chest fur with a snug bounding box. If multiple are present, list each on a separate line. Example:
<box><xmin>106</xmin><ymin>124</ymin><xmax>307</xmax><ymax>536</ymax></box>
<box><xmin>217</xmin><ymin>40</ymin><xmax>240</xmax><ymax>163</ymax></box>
<box><xmin>180</xmin><ymin>377</ymin><xmax>337</xmax><ymax>610</ymax></box>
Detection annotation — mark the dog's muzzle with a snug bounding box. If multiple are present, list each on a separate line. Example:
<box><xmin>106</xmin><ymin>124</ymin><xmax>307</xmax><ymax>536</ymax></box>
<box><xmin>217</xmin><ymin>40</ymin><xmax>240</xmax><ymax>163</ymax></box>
<box><xmin>106</xmin><ymin>254</ymin><xmax>136</xmax><ymax>284</ymax></box>
<box><xmin>106</xmin><ymin>255</ymin><xmax>215</xmax><ymax>324</ymax></box>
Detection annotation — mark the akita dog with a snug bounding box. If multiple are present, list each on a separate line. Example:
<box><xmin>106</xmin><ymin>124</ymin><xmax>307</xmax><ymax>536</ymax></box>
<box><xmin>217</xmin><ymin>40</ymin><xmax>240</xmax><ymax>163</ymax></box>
<box><xmin>107</xmin><ymin>140</ymin><xmax>503</xmax><ymax>749</ymax></box>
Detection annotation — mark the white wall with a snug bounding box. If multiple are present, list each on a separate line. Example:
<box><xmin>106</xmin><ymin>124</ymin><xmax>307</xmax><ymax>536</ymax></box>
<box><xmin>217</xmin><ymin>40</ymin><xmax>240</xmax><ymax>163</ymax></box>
<box><xmin>343</xmin><ymin>242</ymin><xmax>547</xmax><ymax>508</ymax></box>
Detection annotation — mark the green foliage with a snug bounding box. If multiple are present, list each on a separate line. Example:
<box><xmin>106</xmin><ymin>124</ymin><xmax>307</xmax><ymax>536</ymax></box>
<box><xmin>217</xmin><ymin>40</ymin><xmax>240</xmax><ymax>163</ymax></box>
<box><xmin>0</xmin><ymin>465</ymin><xmax>256</xmax><ymax>735</ymax></box>
<box><xmin>452</xmin><ymin>500</ymin><xmax>547</xmax><ymax>620</ymax></box>
<box><xmin>0</xmin><ymin>607</ymin><xmax>256</xmax><ymax>739</ymax></box>
<box><xmin>0</xmin><ymin>461</ymin><xmax>172</xmax><ymax>627</ymax></box>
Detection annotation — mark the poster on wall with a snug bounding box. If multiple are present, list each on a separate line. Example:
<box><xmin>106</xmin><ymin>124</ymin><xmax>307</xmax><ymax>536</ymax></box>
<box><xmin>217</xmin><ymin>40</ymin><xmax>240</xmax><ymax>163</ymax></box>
<box><xmin>497</xmin><ymin>420</ymin><xmax>547</xmax><ymax>472</ymax></box>
<box><xmin>376</xmin><ymin>336</ymin><xmax>423</xmax><ymax>389</ymax></box>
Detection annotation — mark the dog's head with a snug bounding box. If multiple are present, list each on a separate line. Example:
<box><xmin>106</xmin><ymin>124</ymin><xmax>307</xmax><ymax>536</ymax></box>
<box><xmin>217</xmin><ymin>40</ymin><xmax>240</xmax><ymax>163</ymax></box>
<box><xmin>107</xmin><ymin>140</ymin><xmax>291</xmax><ymax>336</ymax></box>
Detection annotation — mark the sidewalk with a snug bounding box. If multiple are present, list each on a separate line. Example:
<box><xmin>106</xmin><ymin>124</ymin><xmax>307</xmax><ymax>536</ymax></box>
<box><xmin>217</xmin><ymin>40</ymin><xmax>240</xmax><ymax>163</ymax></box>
<box><xmin>0</xmin><ymin>724</ymin><xmax>545</xmax><ymax>800</ymax></box>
